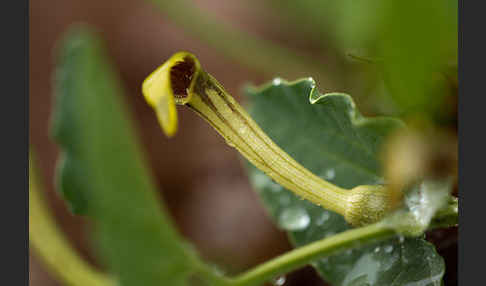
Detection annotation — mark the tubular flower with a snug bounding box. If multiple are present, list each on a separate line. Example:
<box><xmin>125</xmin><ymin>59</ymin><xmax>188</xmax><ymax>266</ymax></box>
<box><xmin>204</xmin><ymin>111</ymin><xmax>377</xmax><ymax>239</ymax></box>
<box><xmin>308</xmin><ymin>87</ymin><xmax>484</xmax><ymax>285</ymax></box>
<box><xmin>142</xmin><ymin>52</ymin><xmax>393</xmax><ymax>226</ymax></box>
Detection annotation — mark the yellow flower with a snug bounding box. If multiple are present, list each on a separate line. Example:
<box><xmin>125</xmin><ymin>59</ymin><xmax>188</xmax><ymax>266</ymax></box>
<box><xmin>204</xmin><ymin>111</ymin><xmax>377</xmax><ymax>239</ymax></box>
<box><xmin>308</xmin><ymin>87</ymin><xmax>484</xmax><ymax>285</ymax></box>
<box><xmin>142</xmin><ymin>52</ymin><xmax>393</xmax><ymax>226</ymax></box>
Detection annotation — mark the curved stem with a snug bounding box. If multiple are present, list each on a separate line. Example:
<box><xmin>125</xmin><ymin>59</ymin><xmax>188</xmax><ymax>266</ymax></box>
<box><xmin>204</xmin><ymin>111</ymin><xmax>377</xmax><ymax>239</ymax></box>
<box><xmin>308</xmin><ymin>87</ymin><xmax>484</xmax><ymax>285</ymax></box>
<box><xmin>194</xmin><ymin>201</ymin><xmax>457</xmax><ymax>286</ymax></box>
<box><xmin>194</xmin><ymin>223</ymin><xmax>395</xmax><ymax>286</ymax></box>
<box><xmin>29</xmin><ymin>153</ymin><xmax>115</xmax><ymax>286</ymax></box>
<box><xmin>231</xmin><ymin>224</ymin><xmax>394</xmax><ymax>286</ymax></box>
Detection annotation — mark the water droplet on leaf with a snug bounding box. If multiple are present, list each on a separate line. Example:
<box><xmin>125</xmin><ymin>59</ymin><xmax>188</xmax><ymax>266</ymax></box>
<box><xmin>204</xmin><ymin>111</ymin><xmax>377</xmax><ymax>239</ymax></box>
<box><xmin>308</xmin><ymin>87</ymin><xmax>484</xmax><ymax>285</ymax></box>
<box><xmin>278</xmin><ymin>207</ymin><xmax>310</xmax><ymax>231</ymax></box>
<box><xmin>273</xmin><ymin>78</ymin><xmax>282</xmax><ymax>86</ymax></box>
<box><xmin>272</xmin><ymin>276</ymin><xmax>286</xmax><ymax>286</ymax></box>
<box><xmin>324</xmin><ymin>168</ymin><xmax>335</xmax><ymax>180</ymax></box>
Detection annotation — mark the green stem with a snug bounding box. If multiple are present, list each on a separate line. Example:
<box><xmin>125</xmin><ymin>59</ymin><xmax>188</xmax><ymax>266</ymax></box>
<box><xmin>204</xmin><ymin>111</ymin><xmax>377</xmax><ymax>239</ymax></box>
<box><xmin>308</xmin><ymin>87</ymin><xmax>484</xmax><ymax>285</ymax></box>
<box><xmin>231</xmin><ymin>223</ymin><xmax>394</xmax><ymax>286</ymax></box>
<box><xmin>193</xmin><ymin>200</ymin><xmax>457</xmax><ymax>286</ymax></box>
<box><xmin>194</xmin><ymin>223</ymin><xmax>394</xmax><ymax>286</ymax></box>
<box><xmin>147</xmin><ymin>0</ymin><xmax>340</xmax><ymax>89</ymax></box>
<box><xmin>29</xmin><ymin>152</ymin><xmax>115</xmax><ymax>286</ymax></box>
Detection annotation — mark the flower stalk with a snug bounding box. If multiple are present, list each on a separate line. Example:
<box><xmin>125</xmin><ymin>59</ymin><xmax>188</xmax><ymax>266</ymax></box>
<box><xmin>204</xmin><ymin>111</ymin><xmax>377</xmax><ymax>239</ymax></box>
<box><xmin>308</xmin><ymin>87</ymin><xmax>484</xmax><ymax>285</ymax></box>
<box><xmin>142</xmin><ymin>52</ymin><xmax>393</xmax><ymax>226</ymax></box>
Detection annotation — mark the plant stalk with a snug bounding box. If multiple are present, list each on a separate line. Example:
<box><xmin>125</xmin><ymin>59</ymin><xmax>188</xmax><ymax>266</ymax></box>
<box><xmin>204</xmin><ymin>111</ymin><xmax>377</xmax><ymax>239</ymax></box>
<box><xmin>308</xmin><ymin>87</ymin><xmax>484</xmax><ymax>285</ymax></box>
<box><xmin>195</xmin><ymin>223</ymin><xmax>395</xmax><ymax>286</ymax></box>
<box><xmin>193</xmin><ymin>201</ymin><xmax>457</xmax><ymax>286</ymax></box>
<box><xmin>29</xmin><ymin>152</ymin><xmax>115</xmax><ymax>286</ymax></box>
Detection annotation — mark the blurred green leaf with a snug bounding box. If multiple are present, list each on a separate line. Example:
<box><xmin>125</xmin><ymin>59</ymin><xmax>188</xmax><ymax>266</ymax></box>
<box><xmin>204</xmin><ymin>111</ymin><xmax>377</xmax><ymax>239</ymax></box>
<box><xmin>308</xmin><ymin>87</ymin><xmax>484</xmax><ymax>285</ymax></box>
<box><xmin>51</xmin><ymin>26</ymin><xmax>196</xmax><ymax>286</ymax></box>
<box><xmin>379</xmin><ymin>0</ymin><xmax>457</xmax><ymax>116</ymax></box>
<box><xmin>275</xmin><ymin>0</ymin><xmax>457</xmax><ymax>118</ymax></box>
<box><xmin>245</xmin><ymin>79</ymin><xmax>445</xmax><ymax>285</ymax></box>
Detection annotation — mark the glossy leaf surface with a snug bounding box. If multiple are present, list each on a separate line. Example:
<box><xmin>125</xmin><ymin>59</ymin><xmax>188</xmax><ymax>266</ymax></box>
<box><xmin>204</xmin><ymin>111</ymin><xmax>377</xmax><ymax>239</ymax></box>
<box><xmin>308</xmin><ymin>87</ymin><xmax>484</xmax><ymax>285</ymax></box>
<box><xmin>245</xmin><ymin>79</ymin><xmax>445</xmax><ymax>286</ymax></box>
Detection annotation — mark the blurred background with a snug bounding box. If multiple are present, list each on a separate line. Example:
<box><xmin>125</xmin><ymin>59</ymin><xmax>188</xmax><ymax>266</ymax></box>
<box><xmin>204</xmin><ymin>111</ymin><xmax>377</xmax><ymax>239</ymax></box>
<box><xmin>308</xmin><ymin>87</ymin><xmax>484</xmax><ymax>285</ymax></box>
<box><xmin>30</xmin><ymin>0</ymin><xmax>457</xmax><ymax>285</ymax></box>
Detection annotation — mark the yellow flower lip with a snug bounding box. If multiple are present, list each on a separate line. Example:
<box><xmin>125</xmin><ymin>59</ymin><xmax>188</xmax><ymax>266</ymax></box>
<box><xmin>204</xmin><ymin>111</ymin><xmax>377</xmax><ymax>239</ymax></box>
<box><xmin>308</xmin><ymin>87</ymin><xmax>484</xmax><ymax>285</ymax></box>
<box><xmin>142</xmin><ymin>52</ymin><xmax>201</xmax><ymax>137</ymax></box>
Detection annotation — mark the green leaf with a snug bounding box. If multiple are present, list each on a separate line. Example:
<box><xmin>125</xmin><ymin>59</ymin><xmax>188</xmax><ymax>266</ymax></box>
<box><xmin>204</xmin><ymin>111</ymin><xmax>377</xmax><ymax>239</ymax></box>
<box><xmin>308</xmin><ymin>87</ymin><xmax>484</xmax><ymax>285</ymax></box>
<box><xmin>245</xmin><ymin>79</ymin><xmax>445</xmax><ymax>286</ymax></box>
<box><xmin>379</xmin><ymin>0</ymin><xmax>457</xmax><ymax>116</ymax></box>
<box><xmin>51</xmin><ymin>26</ymin><xmax>196</xmax><ymax>286</ymax></box>
<box><xmin>275</xmin><ymin>0</ymin><xmax>457</xmax><ymax>119</ymax></box>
